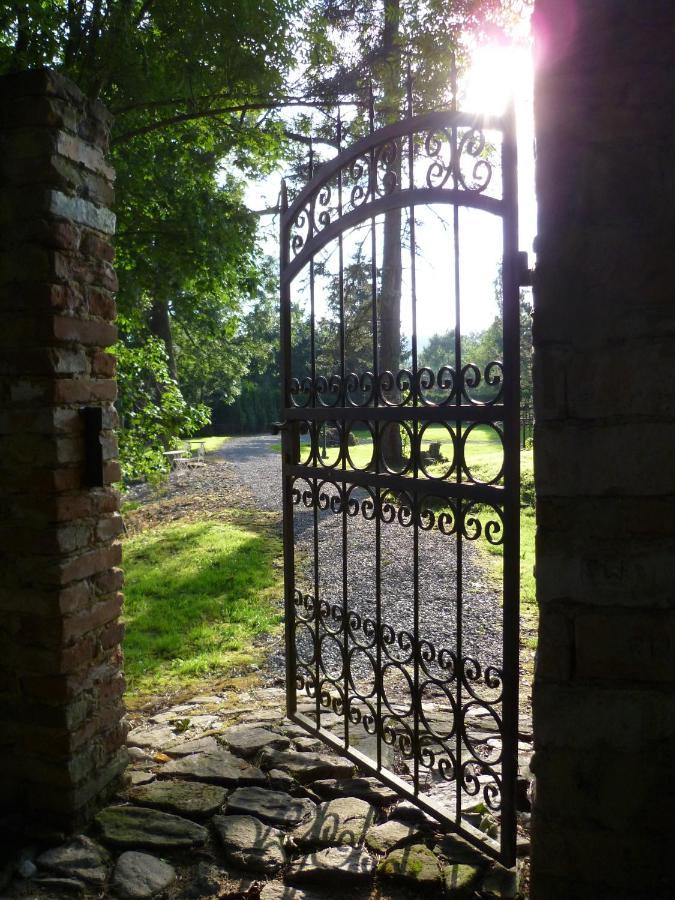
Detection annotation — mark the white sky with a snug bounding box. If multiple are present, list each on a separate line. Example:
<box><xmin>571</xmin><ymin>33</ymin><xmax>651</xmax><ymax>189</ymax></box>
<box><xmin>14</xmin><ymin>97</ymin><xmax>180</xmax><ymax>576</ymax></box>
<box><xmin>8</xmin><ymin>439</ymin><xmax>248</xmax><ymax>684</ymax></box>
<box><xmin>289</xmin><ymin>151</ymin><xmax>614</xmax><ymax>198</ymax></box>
<box><xmin>245</xmin><ymin>39</ymin><xmax>536</xmax><ymax>347</ymax></box>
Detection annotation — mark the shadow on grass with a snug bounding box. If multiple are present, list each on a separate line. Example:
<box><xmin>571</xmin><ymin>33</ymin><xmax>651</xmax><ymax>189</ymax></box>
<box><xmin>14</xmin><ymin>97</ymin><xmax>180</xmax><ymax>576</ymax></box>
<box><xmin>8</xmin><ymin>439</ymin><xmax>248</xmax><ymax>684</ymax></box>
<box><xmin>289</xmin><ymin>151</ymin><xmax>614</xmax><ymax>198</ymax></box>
<box><xmin>123</xmin><ymin>519</ymin><xmax>283</xmax><ymax>697</ymax></box>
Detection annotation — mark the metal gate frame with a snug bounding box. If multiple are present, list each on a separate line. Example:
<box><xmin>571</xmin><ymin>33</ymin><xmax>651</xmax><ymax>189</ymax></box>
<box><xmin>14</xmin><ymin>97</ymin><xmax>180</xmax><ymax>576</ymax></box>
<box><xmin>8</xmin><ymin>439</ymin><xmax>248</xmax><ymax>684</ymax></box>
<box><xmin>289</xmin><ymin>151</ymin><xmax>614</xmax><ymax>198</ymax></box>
<box><xmin>277</xmin><ymin>103</ymin><xmax>522</xmax><ymax>866</ymax></box>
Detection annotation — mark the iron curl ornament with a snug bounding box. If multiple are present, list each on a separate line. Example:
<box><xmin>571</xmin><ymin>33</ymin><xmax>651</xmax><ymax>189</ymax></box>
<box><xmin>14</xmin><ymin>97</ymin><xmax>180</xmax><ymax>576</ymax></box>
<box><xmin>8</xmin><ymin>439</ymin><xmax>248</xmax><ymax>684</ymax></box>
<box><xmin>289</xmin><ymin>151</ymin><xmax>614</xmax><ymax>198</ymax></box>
<box><xmin>292</xmin><ymin>362</ymin><xmax>503</xmax><ymax>409</ymax></box>
<box><xmin>290</xmin><ymin>475</ymin><xmax>503</xmax><ymax>544</ymax></box>
<box><xmin>456</xmin><ymin>126</ymin><xmax>493</xmax><ymax>193</ymax></box>
<box><xmin>284</xmin><ymin>114</ymin><xmax>501</xmax><ymax>263</ymax></box>
<box><xmin>424</xmin><ymin>128</ymin><xmax>454</xmax><ymax>189</ymax></box>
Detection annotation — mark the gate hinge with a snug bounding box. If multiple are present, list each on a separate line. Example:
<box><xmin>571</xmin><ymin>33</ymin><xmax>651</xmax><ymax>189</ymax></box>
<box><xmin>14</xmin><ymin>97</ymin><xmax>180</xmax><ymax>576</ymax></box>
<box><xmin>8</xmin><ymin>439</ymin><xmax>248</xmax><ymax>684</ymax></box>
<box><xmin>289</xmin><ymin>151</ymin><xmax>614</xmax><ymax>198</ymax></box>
<box><xmin>516</xmin><ymin>251</ymin><xmax>534</xmax><ymax>287</ymax></box>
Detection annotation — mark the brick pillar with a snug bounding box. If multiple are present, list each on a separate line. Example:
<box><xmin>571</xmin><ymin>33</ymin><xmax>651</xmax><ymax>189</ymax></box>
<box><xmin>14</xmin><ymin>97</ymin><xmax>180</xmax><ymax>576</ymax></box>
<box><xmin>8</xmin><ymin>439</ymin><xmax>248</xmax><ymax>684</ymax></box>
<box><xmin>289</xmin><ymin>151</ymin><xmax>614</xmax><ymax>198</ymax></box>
<box><xmin>531</xmin><ymin>3</ymin><xmax>675</xmax><ymax>897</ymax></box>
<box><xmin>0</xmin><ymin>69</ymin><xmax>127</xmax><ymax>833</ymax></box>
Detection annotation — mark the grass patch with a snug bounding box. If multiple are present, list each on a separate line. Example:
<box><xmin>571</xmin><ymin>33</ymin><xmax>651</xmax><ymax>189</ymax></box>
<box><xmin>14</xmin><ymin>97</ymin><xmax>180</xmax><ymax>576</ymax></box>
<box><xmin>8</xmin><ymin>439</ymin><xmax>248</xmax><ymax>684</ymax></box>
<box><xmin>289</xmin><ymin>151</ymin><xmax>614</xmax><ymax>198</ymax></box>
<box><xmin>122</xmin><ymin>513</ymin><xmax>283</xmax><ymax>702</ymax></box>
<box><xmin>273</xmin><ymin>424</ymin><xmax>509</xmax><ymax>476</ymax></box>
<box><xmin>189</xmin><ymin>435</ymin><xmax>230</xmax><ymax>453</ymax></box>
<box><xmin>472</xmin><ymin>449</ymin><xmax>537</xmax><ymax>641</ymax></box>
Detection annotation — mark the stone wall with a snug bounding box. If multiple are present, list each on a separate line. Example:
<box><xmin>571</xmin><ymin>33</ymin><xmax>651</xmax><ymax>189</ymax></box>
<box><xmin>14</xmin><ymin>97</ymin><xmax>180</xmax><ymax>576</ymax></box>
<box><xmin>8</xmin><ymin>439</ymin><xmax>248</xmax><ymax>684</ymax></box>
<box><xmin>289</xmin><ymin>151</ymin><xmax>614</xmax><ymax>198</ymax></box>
<box><xmin>531</xmin><ymin>2</ymin><xmax>675</xmax><ymax>897</ymax></box>
<box><xmin>0</xmin><ymin>69</ymin><xmax>127</xmax><ymax>832</ymax></box>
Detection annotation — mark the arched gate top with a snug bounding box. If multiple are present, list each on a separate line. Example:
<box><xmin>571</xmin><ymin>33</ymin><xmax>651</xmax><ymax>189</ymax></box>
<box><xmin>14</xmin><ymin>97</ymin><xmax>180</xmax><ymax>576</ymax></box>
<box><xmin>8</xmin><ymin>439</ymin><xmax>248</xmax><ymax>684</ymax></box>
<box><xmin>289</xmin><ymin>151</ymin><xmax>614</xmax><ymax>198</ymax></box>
<box><xmin>281</xmin><ymin>106</ymin><xmax>515</xmax><ymax>284</ymax></box>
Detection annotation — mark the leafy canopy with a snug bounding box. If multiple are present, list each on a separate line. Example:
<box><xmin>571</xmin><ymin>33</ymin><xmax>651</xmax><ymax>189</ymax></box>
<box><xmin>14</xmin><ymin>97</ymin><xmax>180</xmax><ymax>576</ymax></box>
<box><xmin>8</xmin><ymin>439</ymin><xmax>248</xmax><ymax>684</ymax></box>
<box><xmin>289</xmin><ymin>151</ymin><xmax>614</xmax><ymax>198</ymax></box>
<box><xmin>1</xmin><ymin>0</ymin><xmax>300</xmax><ymax>482</ymax></box>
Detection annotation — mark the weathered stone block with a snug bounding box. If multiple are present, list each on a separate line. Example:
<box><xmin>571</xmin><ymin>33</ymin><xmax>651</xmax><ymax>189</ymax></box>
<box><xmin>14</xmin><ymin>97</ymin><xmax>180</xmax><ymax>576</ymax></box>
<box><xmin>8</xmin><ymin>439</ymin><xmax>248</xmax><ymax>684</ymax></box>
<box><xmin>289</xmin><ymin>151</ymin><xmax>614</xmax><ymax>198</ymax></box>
<box><xmin>532</xmin><ymin>744</ymin><xmax>674</xmax><ymax>830</ymax></box>
<box><xmin>574</xmin><ymin>610</ymin><xmax>675</xmax><ymax>683</ymax></box>
<box><xmin>46</xmin><ymin>190</ymin><xmax>116</xmax><ymax>235</ymax></box>
<box><xmin>53</xmin><ymin>377</ymin><xmax>117</xmax><ymax>404</ymax></box>
<box><xmin>90</xmin><ymin>349</ymin><xmax>116</xmax><ymax>378</ymax></box>
<box><xmin>530</xmin><ymin>808</ymin><xmax>673</xmax><ymax>895</ymax></box>
<box><xmin>84</xmin><ymin>285</ymin><xmax>116</xmax><ymax>318</ymax></box>
<box><xmin>52</xmin><ymin>315</ymin><xmax>118</xmax><ymax>347</ymax></box>
<box><xmin>535</xmin><ymin>537</ymin><xmax>675</xmax><ymax>610</ymax></box>
<box><xmin>535</xmin><ymin>422</ymin><xmax>675</xmax><ymax>497</ymax></box>
<box><xmin>533</xmin><ymin>683</ymin><xmax>675</xmax><ymax>752</ymax></box>
<box><xmin>533</xmin><ymin>610</ymin><xmax>573</xmax><ymax>683</ymax></box>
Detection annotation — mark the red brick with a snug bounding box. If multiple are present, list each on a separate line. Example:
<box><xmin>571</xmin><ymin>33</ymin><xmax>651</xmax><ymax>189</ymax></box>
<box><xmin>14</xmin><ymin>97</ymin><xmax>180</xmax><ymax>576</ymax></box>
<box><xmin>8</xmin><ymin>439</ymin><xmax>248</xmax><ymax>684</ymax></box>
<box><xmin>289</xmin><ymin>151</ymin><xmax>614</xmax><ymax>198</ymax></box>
<box><xmin>89</xmin><ymin>349</ymin><xmax>116</xmax><ymax>377</ymax></box>
<box><xmin>99</xmin><ymin>620</ymin><xmax>125</xmax><ymax>650</ymax></box>
<box><xmin>91</xmin><ymin>488</ymin><xmax>120</xmax><ymax>515</ymax></box>
<box><xmin>98</xmin><ymin>671</ymin><xmax>126</xmax><ymax>704</ymax></box>
<box><xmin>79</xmin><ymin>230</ymin><xmax>114</xmax><ymax>263</ymax></box>
<box><xmin>52</xmin><ymin>315</ymin><xmax>117</xmax><ymax>347</ymax></box>
<box><xmin>63</xmin><ymin>593</ymin><xmax>123</xmax><ymax>643</ymax></box>
<box><xmin>53</xmin><ymin>378</ymin><xmax>117</xmax><ymax>404</ymax></box>
<box><xmin>95</xmin><ymin>514</ymin><xmax>124</xmax><ymax>542</ymax></box>
<box><xmin>93</xmin><ymin>567</ymin><xmax>124</xmax><ymax>595</ymax></box>
<box><xmin>0</xmin><ymin>521</ymin><xmax>90</xmax><ymax>556</ymax></box>
<box><xmin>53</xmin><ymin>493</ymin><xmax>93</xmax><ymax>521</ymax></box>
<box><xmin>51</xmin><ymin>250</ymin><xmax>118</xmax><ymax>292</ymax></box>
<box><xmin>22</xmin><ymin>217</ymin><xmax>82</xmax><ymax>251</ymax></box>
<box><xmin>10</xmin><ymin>282</ymin><xmax>83</xmax><ymax>313</ymax></box>
<box><xmin>101</xmin><ymin>718</ymin><xmax>129</xmax><ymax>754</ymax></box>
<box><xmin>21</xmin><ymin>674</ymin><xmax>77</xmax><ymax>704</ymax></box>
<box><xmin>101</xmin><ymin>405</ymin><xmax>119</xmax><ymax>430</ymax></box>
<box><xmin>12</xmin><ymin>633</ymin><xmax>96</xmax><ymax>676</ymax></box>
<box><xmin>84</xmin><ymin>286</ymin><xmax>116</xmax><ymax>319</ymax></box>
<box><xmin>103</xmin><ymin>460</ymin><xmax>121</xmax><ymax>484</ymax></box>
<box><xmin>60</xmin><ymin>634</ymin><xmax>98</xmax><ymax>673</ymax></box>
<box><xmin>57</xmin><ymin>581</ymin><xmax>93</xmax><ymax>614</ymax></box>
<box><xmin>1</xmin><ymin>69</ymin><xmax>125</xmax><ymax>828</ymax></box>
<box><xmin>100</xmin><ymin>432</ymin><xmax>118</xmax><ymax>462</ymax></box>
<box><xmin>7</xmin><ymin>96</ymin><xmax>79</xmax><ymax>132</ymax></box>
<box><xmin>58</xmin><ymin>543</ymin><xmax>122</xmax><ymax>585</ymax></box>
<box><xmin>0</xmin><ymin>466</ymin><xmax>82</xmax><ymax>494</ymax></box>
<box><xmin>52</xmin><ymin>467</ymin><xmax>82</xmax><ymax>491</ymax></box>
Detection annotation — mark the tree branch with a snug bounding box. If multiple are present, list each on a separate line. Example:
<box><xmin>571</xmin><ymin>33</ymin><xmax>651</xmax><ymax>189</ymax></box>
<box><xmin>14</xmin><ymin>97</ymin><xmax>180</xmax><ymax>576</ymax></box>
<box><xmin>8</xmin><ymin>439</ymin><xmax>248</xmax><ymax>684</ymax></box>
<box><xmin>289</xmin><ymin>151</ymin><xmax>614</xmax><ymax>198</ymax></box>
<box><xmin>111</xmin><ymin>93</ymin><xmax>336</xmax><ymax>116</ymax></box>
<box><xmin>284</xmin><ymin>130</ymin><xmax>339</xmax><ymax>148</ymax></box>
<box><xmin>112</xmin><ymin>100</ymin><xmax>347</xmax><ymax>144</ymax></box>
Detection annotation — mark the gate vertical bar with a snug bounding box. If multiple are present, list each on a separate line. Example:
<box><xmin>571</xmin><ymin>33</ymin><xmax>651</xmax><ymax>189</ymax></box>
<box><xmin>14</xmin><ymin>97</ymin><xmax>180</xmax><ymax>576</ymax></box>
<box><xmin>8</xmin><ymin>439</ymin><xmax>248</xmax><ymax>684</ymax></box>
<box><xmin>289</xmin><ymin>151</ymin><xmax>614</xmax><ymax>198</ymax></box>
<box><xmin>500</xmin><ymin>100</ymin><xmax>520</xmax><ymax>868</ymax></box>
<box><xmin>406</xmin><ymin>67</ymin><xmax>421</xmax><ymax>794</ymax></box>
<box><xmin>369</xmin><ymin>85</ymin><xmax>383</xmax><ymax>771</ymax></box>
<box><xmin>309</xmin><ymin>140</ymin><xmax>321</xmax><ymax>732</ymax></box>
<box><xmin>451</xmin><ymin>121</ymin><xmax>464</xmax><ymax>824</ymax></box>
<box><xmin>336</xmin><ymin>107</ymin><xmax>350</xmax><ymax>752</ymax></box>
<box><xmin>279</xmin><ymin>179</ymin><xmax>297</xmax><ymax>719</ymax></box>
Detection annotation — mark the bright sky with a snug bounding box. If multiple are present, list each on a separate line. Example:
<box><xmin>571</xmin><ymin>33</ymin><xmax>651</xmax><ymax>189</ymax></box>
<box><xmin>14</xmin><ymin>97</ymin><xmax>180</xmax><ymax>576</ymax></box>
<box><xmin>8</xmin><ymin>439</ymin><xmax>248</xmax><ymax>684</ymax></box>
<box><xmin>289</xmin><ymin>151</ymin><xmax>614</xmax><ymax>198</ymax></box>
<box><xmin>245</xmin><ymin>34</ymin><xmax>536</xmax><ymax>348</ymax></box>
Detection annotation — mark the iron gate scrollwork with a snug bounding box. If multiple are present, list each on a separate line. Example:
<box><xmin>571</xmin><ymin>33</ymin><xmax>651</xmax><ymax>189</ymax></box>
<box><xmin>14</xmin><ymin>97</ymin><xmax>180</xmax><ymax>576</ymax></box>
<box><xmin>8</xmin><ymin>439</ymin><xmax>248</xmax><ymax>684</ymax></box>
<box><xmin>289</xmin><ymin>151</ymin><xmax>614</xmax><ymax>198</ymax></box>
<box><xmin>279</xmin><ymin>103</ymin><xmax>521</xmax><ymax>866</ymax></box>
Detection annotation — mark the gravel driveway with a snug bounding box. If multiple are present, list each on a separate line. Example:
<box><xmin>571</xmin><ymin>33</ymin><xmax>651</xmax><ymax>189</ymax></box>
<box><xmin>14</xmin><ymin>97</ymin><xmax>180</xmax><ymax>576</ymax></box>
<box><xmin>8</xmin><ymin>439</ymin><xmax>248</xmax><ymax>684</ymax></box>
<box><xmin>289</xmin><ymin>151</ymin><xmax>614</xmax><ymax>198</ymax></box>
<box><xmin>217</xmin><ymin>434</ymin><xmax>504</xmax><ymax>680</ymax></box>
<box><xmin>217</xmin><ymin>433</ymin><xmax>283</xmax><ymax>511</ymax></box>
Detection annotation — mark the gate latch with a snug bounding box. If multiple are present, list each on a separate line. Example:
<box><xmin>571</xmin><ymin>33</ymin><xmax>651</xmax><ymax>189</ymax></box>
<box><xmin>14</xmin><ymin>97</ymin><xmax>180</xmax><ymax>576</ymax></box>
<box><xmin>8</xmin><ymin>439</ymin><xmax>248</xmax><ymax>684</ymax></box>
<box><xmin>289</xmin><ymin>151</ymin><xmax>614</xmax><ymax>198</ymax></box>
<box><xmin>271</xmin><ymin>421</ymin><xmax>291</xmax><ymax>435</ymax></box>
<box><xmin>516</xmin><ymin>250</ymin><xmax>534</xmax><ymax>287</ymax></box>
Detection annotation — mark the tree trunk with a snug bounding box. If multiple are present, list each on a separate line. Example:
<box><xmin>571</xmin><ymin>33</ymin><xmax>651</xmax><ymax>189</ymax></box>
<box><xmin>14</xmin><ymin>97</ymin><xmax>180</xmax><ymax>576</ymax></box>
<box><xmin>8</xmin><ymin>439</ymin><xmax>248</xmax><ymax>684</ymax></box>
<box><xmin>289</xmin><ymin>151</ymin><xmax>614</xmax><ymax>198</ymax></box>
<box><xmin>149</xmin><ymin>297</ymin><xmax>178</xmax><ymax>383</ymax></box>
<box><xmin>378</xmin><ymin>0</ymin><xmax>403</xmax><ymax>467</ymax></box>
<box><xmin>379</xmin><ymin>206</ymin><xmax>403</xmax><ymax>464</ymax></box>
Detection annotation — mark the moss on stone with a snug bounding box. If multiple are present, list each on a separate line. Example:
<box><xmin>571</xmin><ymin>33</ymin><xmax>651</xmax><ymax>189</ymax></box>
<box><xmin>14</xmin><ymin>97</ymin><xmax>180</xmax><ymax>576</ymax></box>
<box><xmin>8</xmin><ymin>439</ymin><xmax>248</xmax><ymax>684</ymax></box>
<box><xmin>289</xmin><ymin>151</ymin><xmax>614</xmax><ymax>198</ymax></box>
<box><xmin>376</xmin><ymin>843</ymin><xmax>441</xmax><ymax>883</ymax></box>
<box><xmin>443</xmin><ymin>862</ymin><xmax>483</xmax><ymax>896</ymax></box>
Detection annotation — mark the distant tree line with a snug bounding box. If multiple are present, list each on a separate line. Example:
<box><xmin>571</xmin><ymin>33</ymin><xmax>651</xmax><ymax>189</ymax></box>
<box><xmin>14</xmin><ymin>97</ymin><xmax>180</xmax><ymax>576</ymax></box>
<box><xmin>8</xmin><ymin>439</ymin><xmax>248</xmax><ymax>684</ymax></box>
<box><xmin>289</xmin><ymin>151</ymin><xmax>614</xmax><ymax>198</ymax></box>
<box><xmin>213</xmin><ymin>259</ymin><xmax>532</xmax><ymax>434</ymax></box>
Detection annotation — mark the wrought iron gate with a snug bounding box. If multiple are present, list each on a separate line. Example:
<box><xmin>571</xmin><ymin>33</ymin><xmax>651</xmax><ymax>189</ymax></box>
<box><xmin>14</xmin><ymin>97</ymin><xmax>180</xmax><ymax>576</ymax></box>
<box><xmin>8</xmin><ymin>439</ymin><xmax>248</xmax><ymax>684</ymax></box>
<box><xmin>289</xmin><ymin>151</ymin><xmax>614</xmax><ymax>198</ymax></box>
<box><xmin>278</xmin><ymin>103</ymin><xmax>522</xmax><ymax>866</ymax></box>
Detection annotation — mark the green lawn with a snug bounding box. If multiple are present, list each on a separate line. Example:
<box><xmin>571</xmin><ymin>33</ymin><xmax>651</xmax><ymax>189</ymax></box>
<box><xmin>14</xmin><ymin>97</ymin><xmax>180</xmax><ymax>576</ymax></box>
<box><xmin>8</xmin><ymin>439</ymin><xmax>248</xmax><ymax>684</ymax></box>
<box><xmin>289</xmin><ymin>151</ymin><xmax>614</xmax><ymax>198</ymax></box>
<box><xmin>279</xmin><ymin>423</ymin><xmax>507</xmax><ymax>477</ymax></box>
<box><xmin>123</xmin><ymin>513</ymin><xmax>283</xmax><ymax>702</ymax></box>
<box><xmin>190</xmin><ymin>435</ymin><xmax>230</xmax><ymax>453</ymax></box>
